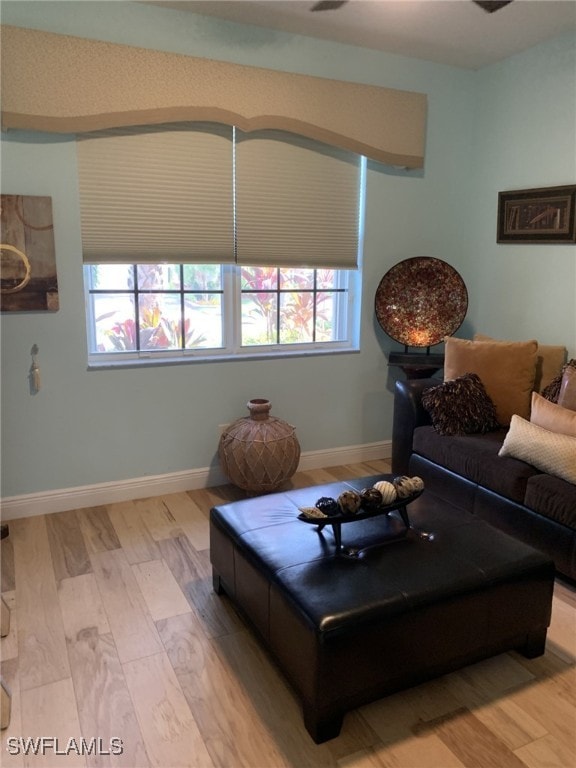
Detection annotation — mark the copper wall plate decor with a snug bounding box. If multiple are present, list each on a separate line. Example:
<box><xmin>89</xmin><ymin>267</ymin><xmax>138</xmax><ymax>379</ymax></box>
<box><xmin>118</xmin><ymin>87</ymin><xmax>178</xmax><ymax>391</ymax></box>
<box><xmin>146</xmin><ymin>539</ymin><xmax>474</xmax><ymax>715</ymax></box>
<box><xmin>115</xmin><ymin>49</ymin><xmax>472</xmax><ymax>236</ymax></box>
<box><xmin>375</xmin><ymin>257</ymin><xmax>467</xmax><ymax>347</ymax></box>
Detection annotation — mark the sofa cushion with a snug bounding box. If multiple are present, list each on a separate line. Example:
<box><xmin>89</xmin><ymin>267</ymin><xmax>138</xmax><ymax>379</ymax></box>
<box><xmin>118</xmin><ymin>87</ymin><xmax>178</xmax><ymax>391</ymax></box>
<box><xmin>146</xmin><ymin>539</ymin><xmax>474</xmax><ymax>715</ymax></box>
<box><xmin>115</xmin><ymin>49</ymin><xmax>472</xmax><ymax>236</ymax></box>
<box><xmin>444</xmin><ymin>337</ymin><xmax>538</xmax><ymax>426</ymax></box>
<box><xmin>499</xmin><ymin>415</ymin><xmax>576</xmax><ymax>485</ymax></box>
<box><xmin>531</xmin><ymin>392</ymin><xmax>576</xmax><ymax>438</ymax></box>
<box><xmin>421</xmin><ymin>373</ymin><xmax>499</xmax><ymax>436</ymax></box>
<box><xmin>474</xmin><ymin>334</ymin><xmax>566</xmax><ymax>393</ymax></box>
<box><xmin>525</xmin><ymin>475</ymin><xmax>576</xmax><ymax>528</ymax></box>
<box><xmin>413</xmin><ymin>426</ymin><xmax>539</xmax><ymax>504</ymax></box>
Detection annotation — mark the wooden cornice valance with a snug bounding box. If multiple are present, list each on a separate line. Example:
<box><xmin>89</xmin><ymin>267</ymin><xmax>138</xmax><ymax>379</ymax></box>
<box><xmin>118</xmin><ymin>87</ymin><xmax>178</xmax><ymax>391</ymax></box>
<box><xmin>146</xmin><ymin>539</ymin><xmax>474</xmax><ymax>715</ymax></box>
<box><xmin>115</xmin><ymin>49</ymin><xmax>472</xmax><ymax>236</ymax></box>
<box><xmin>0</xmin><ymin>25</ymin><xmax>427</xmax><ymax>168</ymax></box>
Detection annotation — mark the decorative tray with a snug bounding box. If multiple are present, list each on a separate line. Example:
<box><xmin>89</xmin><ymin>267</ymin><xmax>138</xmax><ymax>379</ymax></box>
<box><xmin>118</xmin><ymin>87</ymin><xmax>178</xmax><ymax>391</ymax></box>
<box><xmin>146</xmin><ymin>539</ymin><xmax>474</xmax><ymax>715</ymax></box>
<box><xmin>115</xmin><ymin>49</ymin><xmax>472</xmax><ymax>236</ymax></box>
<box><xmin>297</xmin><ymin>478</ymin><xmax>433</xmax><ymax>557</ymax></box>
<box><xmin>297</xmin><ymin>489</ymin><xmax>423</xmax><ymax>526</ymax></box>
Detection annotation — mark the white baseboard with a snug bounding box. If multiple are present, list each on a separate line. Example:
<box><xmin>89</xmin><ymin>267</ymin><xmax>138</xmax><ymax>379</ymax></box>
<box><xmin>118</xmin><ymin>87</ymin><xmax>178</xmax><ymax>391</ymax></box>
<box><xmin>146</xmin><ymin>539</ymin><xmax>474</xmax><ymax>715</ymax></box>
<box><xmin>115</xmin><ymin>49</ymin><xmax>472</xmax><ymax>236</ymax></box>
<box><xmin>297</xmin><ymin>440</ymin><xmax>391</xmax><ymax>471</ymax></box>
<box><xmin>0</xmin><ymin>440</ymin><xmax>391</xmax><ymax>521</ymax></box>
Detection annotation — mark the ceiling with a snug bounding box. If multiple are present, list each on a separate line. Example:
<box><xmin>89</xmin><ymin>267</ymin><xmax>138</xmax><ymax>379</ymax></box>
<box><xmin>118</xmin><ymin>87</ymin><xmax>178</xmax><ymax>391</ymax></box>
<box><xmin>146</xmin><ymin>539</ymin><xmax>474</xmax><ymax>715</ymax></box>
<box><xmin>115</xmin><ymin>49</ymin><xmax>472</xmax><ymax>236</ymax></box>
<box><xmin>149</xmin><ymin>0</ymin><xmax>576</xmax><ymax>69</ymax></box>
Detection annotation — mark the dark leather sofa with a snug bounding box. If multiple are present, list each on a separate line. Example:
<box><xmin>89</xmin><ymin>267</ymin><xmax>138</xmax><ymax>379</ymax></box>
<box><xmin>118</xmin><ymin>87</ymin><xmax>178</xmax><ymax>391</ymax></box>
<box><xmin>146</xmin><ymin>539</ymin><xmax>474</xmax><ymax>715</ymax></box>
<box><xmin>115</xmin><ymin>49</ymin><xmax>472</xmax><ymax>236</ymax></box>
<box><xmin>392</xmin><ymin>378</ymin><xmax>576</xmax><ymax>582</ymax></box>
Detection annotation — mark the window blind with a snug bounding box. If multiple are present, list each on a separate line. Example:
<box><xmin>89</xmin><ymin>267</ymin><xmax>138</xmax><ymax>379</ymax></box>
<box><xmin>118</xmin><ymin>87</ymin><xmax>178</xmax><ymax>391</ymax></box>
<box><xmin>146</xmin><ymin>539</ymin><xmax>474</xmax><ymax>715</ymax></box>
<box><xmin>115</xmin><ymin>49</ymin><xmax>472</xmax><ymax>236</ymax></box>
<box><xmin>235</xmin><ymin>130</ymin><xmax>362</xmax><ymax>269</ymax></box>
<box><xmin>76</xmin><ymin>123</ymin><xmax>234</xmax><ymax>264</ymax></box>
<box><xmin>77</xmin><ymin>125</ymin><xmax>362</xmax><ymax>269</ymax></box>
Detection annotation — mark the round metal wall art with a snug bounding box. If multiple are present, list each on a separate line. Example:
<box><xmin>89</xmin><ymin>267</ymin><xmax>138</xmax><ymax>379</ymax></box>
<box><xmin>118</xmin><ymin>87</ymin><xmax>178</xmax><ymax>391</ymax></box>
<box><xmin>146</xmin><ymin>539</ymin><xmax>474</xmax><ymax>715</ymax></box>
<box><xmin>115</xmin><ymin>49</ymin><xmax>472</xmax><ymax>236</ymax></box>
<box><xmin>375</xmin><ymin>257</ymin><xmax>468</xmax><ymax>347</ymax></box>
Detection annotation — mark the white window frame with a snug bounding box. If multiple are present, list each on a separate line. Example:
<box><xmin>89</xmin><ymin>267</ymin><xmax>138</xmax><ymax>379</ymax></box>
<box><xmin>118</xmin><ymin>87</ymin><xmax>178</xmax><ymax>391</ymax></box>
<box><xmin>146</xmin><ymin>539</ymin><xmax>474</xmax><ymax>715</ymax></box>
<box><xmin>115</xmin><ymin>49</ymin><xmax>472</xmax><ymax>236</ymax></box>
<box><xmin>81</xmin><ymin>139</ymin><xmax>366</xmax><ymax>368</ymax></box>
<box><xmin>84</xmin><ymin>262</ymin><xmax>362</xmax><ymax>369</ymax></box>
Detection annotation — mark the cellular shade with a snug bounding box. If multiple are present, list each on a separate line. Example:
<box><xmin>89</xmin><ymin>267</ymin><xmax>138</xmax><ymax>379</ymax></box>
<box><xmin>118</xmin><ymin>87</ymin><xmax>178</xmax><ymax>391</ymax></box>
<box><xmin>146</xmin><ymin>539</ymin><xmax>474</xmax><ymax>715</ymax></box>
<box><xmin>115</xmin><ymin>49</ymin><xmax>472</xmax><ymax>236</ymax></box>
<box><xmin>235</xmin><ymin>131</ymin><xmax>362</xmax><ymax>269</ymax></box>
<box><xmin>76</xmin><ymin>123</ymin><xmax>234</xmax><ymax>264</ymax></box>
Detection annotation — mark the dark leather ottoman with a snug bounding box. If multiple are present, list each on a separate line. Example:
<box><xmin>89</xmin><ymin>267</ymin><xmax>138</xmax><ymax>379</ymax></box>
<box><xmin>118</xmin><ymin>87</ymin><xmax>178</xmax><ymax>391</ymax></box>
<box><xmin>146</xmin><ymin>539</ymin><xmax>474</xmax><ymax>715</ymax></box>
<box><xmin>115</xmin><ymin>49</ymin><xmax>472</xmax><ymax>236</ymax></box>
<box><xmin>210</xmin><ymin>475</ymin><xmax>555</xmax><ymax>743</ymax></box>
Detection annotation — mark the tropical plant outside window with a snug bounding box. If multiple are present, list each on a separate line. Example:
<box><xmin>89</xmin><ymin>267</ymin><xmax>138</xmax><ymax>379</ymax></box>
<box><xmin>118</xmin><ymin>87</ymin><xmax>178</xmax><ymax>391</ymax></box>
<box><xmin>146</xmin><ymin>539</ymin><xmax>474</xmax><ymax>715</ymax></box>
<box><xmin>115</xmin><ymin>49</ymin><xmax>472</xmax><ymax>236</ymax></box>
<box><xmin>240</xmin><ymin>266</ymin><xmax>347</xmax><ymax>346</ymax></box>
<box><xmin>85</xmin><ymin>263</ymin><xmax>357</xmax><ymax>363</ymax></box>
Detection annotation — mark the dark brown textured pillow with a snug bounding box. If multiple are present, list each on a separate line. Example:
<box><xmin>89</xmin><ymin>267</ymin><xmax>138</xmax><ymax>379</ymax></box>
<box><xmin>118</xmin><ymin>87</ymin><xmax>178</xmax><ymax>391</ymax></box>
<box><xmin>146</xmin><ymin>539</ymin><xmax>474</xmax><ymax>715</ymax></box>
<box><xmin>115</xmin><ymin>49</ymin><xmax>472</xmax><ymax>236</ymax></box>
<box><xmin>422</xmin><ymin>373</ymin><xmax>500</xmax><ymax>436</ymax></box>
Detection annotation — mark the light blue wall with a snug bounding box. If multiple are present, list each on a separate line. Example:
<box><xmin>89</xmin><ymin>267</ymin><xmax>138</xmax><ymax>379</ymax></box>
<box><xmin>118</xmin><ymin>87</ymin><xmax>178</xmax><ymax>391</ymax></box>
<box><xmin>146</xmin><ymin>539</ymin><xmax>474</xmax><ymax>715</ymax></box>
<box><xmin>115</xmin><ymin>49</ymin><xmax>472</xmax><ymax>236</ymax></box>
<box><xmin>1</xmin><ymin>2</ymin><xmax>573</xmax><ymax>497</ymax></box>
<box><xmin>466</xmin><ymin>33</ymin><xmax>576</xmax><ymax>348</ymax></box>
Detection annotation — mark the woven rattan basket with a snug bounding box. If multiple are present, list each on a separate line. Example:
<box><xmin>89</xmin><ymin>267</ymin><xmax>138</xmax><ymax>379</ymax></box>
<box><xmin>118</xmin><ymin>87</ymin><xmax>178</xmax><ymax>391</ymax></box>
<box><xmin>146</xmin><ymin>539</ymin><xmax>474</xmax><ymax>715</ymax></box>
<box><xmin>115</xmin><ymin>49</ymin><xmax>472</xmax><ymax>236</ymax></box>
<box><xmin>218</xmin><ymin>399</ymin><xmax>300</xmax><ymax>494</ymax></box>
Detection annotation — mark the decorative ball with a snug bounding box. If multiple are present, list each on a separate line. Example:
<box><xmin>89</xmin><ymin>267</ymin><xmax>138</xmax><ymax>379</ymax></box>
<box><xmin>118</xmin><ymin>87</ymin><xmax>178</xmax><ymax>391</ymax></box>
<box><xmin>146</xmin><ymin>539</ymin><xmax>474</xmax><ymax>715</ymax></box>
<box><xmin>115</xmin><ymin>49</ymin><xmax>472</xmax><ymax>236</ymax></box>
<box><xmin>360</xmin><ymin>487</ymin><xmax>383</xmax><ymax>510</ymax></box>
<box><xmin>410</xmin><ymin>476</ymin><xmax>425</xmax><ymax>492</ymax></box>
<box><xmin>393</xmin><ymin>475</ymin><xmax>416</xmax><ymax>498</ymax></box>
<box><xmin>315</xmin><ymin>496</ymin><xmax>340</xmax><ymax>516</ymax></box>
<box><xmin>373</xmin><ymin>480</ymin><xmax>397</xmax><ymax>505</ymax></box>
<box><xmin>337</xmin><ymin>490</ymin><xmax>362</xmax><ymax>515</ymax></box>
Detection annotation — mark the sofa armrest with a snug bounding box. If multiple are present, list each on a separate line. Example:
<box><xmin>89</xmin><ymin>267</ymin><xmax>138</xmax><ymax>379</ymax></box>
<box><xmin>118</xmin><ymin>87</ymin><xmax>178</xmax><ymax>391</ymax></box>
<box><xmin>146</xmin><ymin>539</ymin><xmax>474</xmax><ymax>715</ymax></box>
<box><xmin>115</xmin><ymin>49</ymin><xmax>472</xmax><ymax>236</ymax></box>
<box><xmin>391</xmin><ymin>378</ymin><xmax>438</xmax><ymax>475</ymax></box>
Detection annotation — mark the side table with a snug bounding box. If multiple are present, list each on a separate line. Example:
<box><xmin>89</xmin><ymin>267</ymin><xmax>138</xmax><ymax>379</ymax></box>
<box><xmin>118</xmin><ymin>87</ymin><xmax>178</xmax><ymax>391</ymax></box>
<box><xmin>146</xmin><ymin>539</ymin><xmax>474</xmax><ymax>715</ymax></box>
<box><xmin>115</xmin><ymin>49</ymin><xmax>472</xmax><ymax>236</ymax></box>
<box><xmin>388</xmin><ymin>351</ymin><xmax>444</xmax><ymax>379</ymax></box>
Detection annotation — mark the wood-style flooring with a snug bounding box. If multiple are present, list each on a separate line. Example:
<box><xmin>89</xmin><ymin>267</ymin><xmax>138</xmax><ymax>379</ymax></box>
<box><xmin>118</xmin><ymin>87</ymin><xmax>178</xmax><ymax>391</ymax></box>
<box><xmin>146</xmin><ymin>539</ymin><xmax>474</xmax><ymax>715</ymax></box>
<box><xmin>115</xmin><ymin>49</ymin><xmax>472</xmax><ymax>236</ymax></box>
<box><xmin>1</xmin><ymin>460</ymin><xmax>575</xmax><ymax>767</ymax></box>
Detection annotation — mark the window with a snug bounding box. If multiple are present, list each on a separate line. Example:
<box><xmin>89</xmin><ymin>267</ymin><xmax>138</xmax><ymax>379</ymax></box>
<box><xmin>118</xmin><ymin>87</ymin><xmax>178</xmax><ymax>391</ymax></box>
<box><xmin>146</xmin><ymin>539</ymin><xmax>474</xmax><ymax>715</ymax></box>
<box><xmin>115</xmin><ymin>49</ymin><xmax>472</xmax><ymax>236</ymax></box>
<box><xmin>85</xmin><ymin>264</ymin><xmax>223</xmax><ymax>354</ymax></box>
<box><xmin>78</xmin><ymin>125</ymin><xmax>365</xmax><ymax>366</ymax></box>
<box><xmin>240</xmin><ymin>267</ymin><xmax>349</xmax><ymax>346</ymax></box>
<box><xmin>85</xmin><ymin>263</ymin><xmax>359</xmax><ymax>363</ymax></box>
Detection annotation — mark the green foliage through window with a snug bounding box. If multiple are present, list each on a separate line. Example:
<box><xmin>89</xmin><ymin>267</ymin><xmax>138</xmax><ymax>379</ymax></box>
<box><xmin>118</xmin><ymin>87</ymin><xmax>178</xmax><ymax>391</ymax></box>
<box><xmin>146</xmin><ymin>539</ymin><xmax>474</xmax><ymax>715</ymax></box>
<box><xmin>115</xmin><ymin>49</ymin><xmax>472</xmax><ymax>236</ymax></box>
<box><xmin>85</xmin><ymin>263</ymin><xmax>355</xmax><ymax>361</ymax></box>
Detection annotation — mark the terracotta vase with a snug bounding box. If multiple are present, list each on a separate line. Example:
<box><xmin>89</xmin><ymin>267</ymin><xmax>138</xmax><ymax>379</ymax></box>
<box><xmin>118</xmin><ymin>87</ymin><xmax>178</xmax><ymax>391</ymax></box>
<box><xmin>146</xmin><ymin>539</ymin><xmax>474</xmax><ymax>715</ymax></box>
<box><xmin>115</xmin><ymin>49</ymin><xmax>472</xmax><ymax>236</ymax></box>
<box><xmin>218</xmin><ymin>399</ymin><xmax>300</xmax><ymax>494</ymax></box>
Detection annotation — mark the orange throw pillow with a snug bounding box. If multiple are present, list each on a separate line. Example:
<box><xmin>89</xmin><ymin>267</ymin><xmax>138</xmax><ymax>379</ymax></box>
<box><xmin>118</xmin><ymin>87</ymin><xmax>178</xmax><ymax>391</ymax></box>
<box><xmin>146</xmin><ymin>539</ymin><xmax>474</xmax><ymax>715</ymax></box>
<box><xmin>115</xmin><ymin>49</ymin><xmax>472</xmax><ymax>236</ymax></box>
<box><xmin>444</xmin><ymin>337</ymin><xmax>538</xmax><ymax>426</ymax></box>
<box><xmin>473</xmin><ymin>334</ymin><xmax>566</xmax><ymax>393</ymax></box>
<box><xmin>531</xmin><ymin>392</ymin><xmax>576</xmax><ymax>437</ymax></box>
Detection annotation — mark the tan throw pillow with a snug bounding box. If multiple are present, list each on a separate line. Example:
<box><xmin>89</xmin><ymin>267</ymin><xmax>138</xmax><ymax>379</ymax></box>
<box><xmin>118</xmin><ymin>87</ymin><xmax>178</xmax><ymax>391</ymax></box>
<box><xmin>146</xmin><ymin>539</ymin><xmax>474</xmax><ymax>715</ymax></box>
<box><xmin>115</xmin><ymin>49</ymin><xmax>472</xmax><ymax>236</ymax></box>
<box><xmin>531</xmin><ymin>392</ymin><xmax>576</xmax><ymax>437</ymax></box>
<box><xmin>444</xmin><ymin>337</ymin><xmax>538</xmax><ymax>425</ymax></box>
<box><xmin>558</xmin><ymin>366</ymin><xmax>576</xmax><ymax>411</ymax></box>
<box><xmin>535</xmin><ymin>345</ymin><xmax>569</xmax><ymax>392</ymax></box>
<box><xmin>474</xmin><ymin>334</ymin><xmax>566</xmax><ymax>392</ymax></box>
<box><xmin>499</xmin><ymin>415</ymin><xmax>576</xmax><ymax>485</ymax></box>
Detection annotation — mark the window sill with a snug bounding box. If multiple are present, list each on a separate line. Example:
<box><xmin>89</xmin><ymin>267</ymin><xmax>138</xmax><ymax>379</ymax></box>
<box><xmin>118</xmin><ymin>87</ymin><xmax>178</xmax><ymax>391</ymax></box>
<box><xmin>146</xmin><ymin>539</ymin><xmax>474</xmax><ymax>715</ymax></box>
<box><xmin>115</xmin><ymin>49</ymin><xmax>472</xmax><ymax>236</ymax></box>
<box><xmin>87</xmin><ymin>345</ymin><xmax>360</xmax><ymax>370</ymax></box>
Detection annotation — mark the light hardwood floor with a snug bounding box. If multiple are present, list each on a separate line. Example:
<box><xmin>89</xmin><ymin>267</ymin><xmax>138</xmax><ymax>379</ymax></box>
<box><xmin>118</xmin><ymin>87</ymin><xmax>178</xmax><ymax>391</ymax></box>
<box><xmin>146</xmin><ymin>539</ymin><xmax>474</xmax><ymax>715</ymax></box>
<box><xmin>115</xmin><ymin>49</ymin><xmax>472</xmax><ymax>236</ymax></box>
<box><xmin>1</xmin><ymin>460</ymin><xmax>575</xmax><ymax>768</ymax></box>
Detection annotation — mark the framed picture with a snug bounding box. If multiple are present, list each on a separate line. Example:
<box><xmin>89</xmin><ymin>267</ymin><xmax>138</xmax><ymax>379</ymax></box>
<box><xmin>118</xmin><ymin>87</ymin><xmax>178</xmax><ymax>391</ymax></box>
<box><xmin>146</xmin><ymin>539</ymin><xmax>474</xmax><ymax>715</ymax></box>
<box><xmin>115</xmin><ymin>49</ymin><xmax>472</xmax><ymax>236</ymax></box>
<box><xmin>0</xmin><ymin>195</ymin><xmax>59</xmax><ymax>311</ymax></box>
<box><xmin>497</xmin><ymin>185</ymin><xmax>576</xmax><ymax>244</ymax></box>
